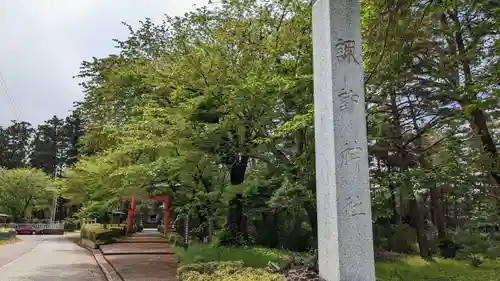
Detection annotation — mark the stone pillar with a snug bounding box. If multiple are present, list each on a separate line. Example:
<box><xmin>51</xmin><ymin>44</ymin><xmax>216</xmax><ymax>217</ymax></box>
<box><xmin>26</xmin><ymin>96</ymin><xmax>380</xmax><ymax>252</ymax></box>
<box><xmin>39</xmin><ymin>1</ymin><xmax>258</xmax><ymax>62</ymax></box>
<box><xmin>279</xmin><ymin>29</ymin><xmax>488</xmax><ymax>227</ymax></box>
<box><xmin>312</xmin><ymin>0</ymin><xmax>376</xmax><ymax>280</ymax></box>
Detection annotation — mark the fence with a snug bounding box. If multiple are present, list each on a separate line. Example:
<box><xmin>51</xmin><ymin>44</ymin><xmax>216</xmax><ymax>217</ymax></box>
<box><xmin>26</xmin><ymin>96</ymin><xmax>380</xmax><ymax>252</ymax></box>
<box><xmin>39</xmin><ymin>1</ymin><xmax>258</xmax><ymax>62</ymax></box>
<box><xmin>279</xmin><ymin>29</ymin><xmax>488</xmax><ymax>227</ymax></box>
<box><xmin>81</xmin><ymin>218</ymin><xmax>97</xmax><ymax>225</ymax></box>
<box><xmin>0</xmin><ymin>223</ymin><xmax>64</xmax><ymax>229</ymax></box>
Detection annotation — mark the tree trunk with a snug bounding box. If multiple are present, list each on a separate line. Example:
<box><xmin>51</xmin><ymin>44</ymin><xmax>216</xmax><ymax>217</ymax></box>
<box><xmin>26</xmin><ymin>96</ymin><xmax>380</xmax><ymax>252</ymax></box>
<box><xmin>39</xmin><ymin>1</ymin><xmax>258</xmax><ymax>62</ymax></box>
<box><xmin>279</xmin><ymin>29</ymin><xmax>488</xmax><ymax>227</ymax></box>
<box><xmin>430</xmin><ymin>185</ymin><xmax>446</xmax><ymax>239</ymax></box>
<box><xmin>21</xmin><ymin>195</ymin><xmax>33</xmax><ymax>220</ymax></box>
<box><xmin>304</xmin><ymin>202</ymin><xmax>318</xmax><ymax>246</ymax></box>
<box><xmin>470</xmin><ymin>109</ymin><xmax>500</xmax><ymax>191</ymax></box>
<box><xmin>226</xmin><ymin>154</ymin><xmax>249</xmax><ymax>240</ymax></box>
<box><xmin>409</xmin><ymin>196</ymin><xmax>431</xmax><ymax>258</ymax></box>
<box><xmin>449</xmin><ymin>10</ymin><xmax>500</xmax><ymax>206</ymax></box>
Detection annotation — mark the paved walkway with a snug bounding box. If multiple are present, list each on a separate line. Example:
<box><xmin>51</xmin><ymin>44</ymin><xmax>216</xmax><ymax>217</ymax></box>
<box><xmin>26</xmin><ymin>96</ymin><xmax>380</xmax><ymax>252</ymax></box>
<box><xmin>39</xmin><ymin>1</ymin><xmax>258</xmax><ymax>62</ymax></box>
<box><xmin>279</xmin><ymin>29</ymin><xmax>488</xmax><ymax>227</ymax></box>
<box><xmin>100</xmin><ymin>229</ymin><xmax>178</xmax><ymax>281</ymax></box>
<box><xmin>0</xmin><ymin>235</ymin><xmax>106</xmax><ymax>281</ymax></box>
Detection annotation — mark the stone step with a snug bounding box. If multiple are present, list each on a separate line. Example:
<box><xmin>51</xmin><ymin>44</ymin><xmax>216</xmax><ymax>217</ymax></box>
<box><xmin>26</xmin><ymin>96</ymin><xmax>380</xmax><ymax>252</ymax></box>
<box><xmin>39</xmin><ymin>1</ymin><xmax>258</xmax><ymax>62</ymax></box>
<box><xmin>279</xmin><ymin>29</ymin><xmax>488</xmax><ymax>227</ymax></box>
<box><xmin>100</xmin><ymin>243</ymin><xmax>174</xmax><ymax>255</ymax></box>
<box><xmin>105</xmin><ymin>254</ymin><xmax>177</xmax><ymax>281</ymax></box>
<box><xmin>118</xmin><ymin>239</ymin><xmax>169</xmax><ymax>244</ymax></box>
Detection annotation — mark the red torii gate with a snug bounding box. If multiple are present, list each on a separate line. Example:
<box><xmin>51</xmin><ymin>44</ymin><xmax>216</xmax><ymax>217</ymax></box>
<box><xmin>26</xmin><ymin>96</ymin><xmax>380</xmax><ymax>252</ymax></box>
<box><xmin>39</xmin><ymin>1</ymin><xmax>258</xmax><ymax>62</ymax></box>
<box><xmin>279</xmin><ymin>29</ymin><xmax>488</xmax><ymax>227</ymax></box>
<box><xmin>120</xmin><ymin>195</ymin><xmax>170</xmax><ymax>235</ymax></box>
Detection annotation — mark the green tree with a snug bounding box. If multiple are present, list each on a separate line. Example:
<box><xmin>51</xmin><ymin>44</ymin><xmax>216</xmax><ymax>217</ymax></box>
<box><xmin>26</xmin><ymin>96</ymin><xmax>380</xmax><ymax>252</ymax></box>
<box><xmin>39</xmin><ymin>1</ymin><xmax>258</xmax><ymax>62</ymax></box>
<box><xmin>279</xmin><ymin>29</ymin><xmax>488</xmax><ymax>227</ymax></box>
<box><xmin>61</xmin><ymin>0</ymin><xmax>500</xmax><ymax>259</ymax></box>
<box><xmin>2</xmin><ymin>121</ymin><xmax>33</xmax><ymax>169</ymax></box>
<box><xmin>0</xmin><ymin>168</ymin><xmax>56</xmax><ymax>222</ymax></box>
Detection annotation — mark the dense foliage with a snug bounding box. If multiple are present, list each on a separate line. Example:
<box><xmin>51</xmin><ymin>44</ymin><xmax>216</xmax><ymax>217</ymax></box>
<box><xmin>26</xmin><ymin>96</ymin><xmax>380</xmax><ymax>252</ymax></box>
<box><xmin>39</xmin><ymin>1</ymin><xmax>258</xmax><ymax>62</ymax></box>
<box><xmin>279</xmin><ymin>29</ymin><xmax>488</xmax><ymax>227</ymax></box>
<box><xmin>64</xmin><ymin>0</ymin><xmax>500</xmax><ymax>258</ymax></box>
<box><xmin>0</xmin><ymin>168</ymin><xmax>56</xmax><ymax>221</ymax></box>
<box><xmin>0</xmin><ymin>115</ymin><xmax>83</xmax><ymax>221</ymax></box>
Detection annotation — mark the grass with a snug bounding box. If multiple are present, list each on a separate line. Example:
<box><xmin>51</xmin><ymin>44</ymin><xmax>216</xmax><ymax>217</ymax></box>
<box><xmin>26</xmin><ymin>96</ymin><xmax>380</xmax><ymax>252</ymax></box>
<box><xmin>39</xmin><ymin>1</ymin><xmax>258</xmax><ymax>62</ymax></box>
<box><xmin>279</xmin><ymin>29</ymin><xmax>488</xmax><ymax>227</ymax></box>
<box><xmin>0</xmin><ymin>237</ymin><xmax>20</xmax><ymax>246</ymax></box>
<box><xmin>173</xmin><ymin>244</ymin><xmax>500</xmax><ymax>281</ymax></box>
<box><xmin>376</xmin><ymin>256</ymin><xmax>500</xmax><ymax>281</ymax></box>
<box><xmin>173</xmin><ymin>244</ymin><xmax>292</xmax><ymax>268</ymax></box>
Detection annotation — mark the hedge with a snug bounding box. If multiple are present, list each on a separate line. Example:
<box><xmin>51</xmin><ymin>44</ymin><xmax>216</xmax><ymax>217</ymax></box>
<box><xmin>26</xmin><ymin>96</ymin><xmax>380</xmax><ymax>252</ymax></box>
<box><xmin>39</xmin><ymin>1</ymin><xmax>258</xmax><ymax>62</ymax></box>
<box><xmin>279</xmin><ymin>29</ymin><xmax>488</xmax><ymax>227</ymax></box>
<box><xmin>177</xmin><ymin>261</ymin><xmax>284</xmax><ymax>281</ymax></box>
<box><xmin>81</xmin><ymin>224</ymin><xmax>125</xmax><ymax>245</ymax></box>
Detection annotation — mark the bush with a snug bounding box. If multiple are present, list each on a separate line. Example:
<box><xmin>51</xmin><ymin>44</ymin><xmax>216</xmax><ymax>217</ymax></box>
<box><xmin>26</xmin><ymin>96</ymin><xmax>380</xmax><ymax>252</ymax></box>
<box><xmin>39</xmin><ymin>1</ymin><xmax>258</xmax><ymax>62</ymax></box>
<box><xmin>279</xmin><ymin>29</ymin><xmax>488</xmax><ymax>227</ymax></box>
<box><xmin>133</xmin><ymin>224</ymin><xmax>144</xmax><ymax>233</ymax></box>
<box><xmin>81</xmin><ymin>224</ymin><xmax>125</xmax><ymax>244</ymax></box>
<box><xmin>64</xmin><ymin>220</ymin><xmax>80</xmax><ymax>231</ymax></box>
<box><xmin>167</xmin><ymin>232</ymin><xmax>184</xmax><ymax>246</ymax></box>
<box><xmin>451</xmin><ymin>228</ymin><xmax>500</xmax><ymax>267</ymax></box>
<box><xmin>174</xmin><ymin>244</ymin><xmax>290</xmax><ymax>268</ymax></box>
<box><xmin>0</xmin><ymin>227</ymin><xmax>16</xmax><ymax>241</ymax></box>
<box><xmin>0</xmin><ymin>227</ymin><xmax>15</xmax><ymax>233</ymax></box>
<box><xmin>178</xmin><ymin>261</ymin><xmax>244</xmax><ymax>275</ymax></box>
<box><xmin>217</xmin><ymin>230</ymin><xmax>246</xmax><ymax>247</ymax></box>
<box><xmin>438</xmin><ymin>239</ymin><xmax>460</xmax><ymax>258</ymax></box>
<box><xmin>177</xmin><ymin>261</ymin><xmax>285</xmax><ymax>281</ymax></box>
<box><xmin>389</xmin><ymin>224</ymin><xmax>418</xmax><ymax>254</ymax></box>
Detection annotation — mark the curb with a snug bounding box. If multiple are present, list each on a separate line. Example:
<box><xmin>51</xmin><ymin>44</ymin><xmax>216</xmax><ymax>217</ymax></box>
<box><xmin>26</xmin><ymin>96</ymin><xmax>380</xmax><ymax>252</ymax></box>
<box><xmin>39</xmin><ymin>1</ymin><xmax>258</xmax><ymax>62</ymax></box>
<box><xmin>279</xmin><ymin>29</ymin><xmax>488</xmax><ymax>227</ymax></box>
<box><xmin>102</xmin><ymin>251</ymin><xmax>174</xmax><ymax>256</ymax></box>
<box><xmin>91</xmin><ymin>248</ymin><xmax>123</xmax><ymax>281</ymax></box>
<box><xmin>79</xmin><ymin>241</ymin><xmax>123</xmax><ymax>281</ymax></box>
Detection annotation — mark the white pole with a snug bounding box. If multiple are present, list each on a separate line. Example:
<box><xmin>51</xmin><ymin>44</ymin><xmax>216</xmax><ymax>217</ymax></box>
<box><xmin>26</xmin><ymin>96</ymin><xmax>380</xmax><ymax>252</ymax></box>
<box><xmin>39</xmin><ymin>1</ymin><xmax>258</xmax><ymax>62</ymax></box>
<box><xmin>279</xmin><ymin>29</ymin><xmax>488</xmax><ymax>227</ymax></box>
<box><xmin>49</xmin><ymin>166</ymin><xmax>58</xmax><ymax>225</ymax></box>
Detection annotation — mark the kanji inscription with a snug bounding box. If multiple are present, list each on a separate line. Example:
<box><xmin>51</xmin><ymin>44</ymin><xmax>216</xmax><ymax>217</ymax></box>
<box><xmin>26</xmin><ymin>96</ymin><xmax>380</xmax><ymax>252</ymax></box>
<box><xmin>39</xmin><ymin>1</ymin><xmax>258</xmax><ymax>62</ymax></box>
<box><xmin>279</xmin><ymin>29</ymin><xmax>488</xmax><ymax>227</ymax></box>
<box><xmin>343</xmin><ymin>195</ymin><xmax>366</xmax><ymax>219</ymax></box>
<box><xmin>337</xmin><ymin>88</ymin><xmax>360</xmax><ymax>112</ymax></box>
<box><xmin>335</xmin><ymin>39</ymin><xmax>359</xmax><ymax>64</ymax></box>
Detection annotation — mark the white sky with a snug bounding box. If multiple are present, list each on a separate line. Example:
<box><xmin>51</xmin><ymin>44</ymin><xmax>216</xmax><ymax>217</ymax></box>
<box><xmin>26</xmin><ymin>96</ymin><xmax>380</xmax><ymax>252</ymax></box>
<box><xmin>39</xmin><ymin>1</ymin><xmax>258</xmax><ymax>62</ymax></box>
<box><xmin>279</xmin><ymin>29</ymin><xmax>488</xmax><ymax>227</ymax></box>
<box><xmin>0</xmin><ymin>0</ymin><xmax>207</xmax><ymax>126</ymax></box>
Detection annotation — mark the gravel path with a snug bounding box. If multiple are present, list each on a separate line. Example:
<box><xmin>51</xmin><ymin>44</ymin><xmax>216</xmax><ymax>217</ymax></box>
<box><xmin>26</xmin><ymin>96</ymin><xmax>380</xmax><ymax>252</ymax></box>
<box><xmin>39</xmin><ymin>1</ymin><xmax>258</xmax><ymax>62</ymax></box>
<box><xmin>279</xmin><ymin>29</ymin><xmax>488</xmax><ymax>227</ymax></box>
<box><xmin>0</xmin><ymin>235</ymin><xmax>106</xmax><ymax>281</ymax></box>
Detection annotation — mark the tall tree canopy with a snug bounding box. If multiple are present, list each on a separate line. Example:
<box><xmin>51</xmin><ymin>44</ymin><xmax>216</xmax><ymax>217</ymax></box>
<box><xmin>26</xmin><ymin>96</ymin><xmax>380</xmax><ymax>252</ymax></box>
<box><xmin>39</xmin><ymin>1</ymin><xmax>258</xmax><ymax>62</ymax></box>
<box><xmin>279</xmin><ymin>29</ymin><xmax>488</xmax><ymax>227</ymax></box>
<box><xmin>59</xmin><ymin>0</ymin><xmax>500</xmax><ymax>257</ymax></box>
<box><xmin>0</xmin><ymin>168</ymin><xmax>56</xmax><ymax>221</ymax></box>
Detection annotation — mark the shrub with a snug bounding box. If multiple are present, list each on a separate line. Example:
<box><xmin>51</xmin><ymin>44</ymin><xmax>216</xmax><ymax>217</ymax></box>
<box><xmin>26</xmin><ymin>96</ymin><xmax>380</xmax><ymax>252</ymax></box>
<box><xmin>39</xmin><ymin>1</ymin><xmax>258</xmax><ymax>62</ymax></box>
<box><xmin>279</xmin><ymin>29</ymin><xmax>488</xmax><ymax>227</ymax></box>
<box><xmin>178</xmin><ymin>261</ymin><xmax>245</xmax><ymax>275</ymax></box>
<box><xmin>389</xmin><ymin>224</ymin><xmax>418</xmax><ymax>254</ymax></box>
<box><xmin>133</xmin><ymin>224</ymin><xmax>143</xmax><ymax>233</ymax></box>
<box><xmin>0</xmin><ymin>227</ymin><xmax>15</xmax><ymax>233</ymax></box>
<box><xmin>0</xmin><ymin>227</ymin><xmax>16</xmax><ymax>241</ymax></box>
<box><xmin>167</xmin><ymin>232</ymin><xmax>184</xmax><ymax>246</ymax></box>
<box><xmin>174</xmin><ymin>244</ymin><xmax>290</xmax><ymax>268</ymax></box>
<box><xmin>217</xmin><ymin>230</ymin><xmax>246</xmax><ymax>247</ymax></box>
<box><xmin>438</xmin><ymin>239</ymin><xmax>460</xmax><ymax>258</ymax></box>
<box><xmin>64</xmin><ymin>220</ymin><xmax>80</xmax><ymax>231</ymax></box>
<box><xmin>157</xmin><ymin>224</ymin><xmax>165</xmax><ymax>233</ymax></box>
<box><xmin>177</xmin><ymin>261</ymin><xmax>285</xmax><ymax>281</ymax></box>
<box><xmin>451</xmin><ymin>228</ymin><xmax>500</xmax><ymax>267</ymax></box>
<box><xmin>81</xmin><ymin>224</ymin><xmax>125</xmax><ymax>244</ymax></box>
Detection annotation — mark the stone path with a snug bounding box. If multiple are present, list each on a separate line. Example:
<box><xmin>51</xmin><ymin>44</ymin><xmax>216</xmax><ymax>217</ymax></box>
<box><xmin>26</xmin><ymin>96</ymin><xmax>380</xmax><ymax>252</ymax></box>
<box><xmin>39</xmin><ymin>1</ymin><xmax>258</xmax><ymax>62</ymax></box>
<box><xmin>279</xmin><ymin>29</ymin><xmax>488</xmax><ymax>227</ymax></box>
<box><xmin>100</xmin><ymin>229</ymin><xmax>178</xmax><ymax>281</ymax></box>
<box><xmin>0</xmin><ymin>235</ymin><xmax>106</xmax><ymax>281</ymax></box>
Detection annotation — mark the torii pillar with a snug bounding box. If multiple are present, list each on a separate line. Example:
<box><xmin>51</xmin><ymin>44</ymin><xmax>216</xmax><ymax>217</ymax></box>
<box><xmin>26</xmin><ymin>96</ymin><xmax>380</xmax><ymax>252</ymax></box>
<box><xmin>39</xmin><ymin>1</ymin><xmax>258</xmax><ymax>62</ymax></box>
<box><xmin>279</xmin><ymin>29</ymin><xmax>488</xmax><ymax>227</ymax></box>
<box><xmin>120</xmin><ymin>196</ymin><xmax>137</xmax><ymax>235</ymax></box>
<box><xmin>120</xmin><ymin>195</ymin><xmax>171</xmax><ymax>236</ymax></box>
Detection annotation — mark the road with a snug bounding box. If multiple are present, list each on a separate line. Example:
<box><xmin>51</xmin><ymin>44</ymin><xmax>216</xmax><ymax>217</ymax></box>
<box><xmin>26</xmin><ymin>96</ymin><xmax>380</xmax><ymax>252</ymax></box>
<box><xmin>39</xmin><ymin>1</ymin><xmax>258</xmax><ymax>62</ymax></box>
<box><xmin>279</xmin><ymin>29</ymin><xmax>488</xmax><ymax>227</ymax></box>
<box><xmin>0</xmin><ymin>234</ymin><xmax>106</xmax><ymax>281</ymax></box>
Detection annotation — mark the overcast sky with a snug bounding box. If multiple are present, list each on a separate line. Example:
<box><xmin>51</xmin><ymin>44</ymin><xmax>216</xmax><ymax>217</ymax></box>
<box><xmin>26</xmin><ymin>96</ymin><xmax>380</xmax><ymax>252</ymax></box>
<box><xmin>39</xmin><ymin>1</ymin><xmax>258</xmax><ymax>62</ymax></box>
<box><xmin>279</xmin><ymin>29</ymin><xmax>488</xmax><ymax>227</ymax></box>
<box><xmin>0</xmin><ymin>0</ymin><xmax>206</xmax><ymax>126</ymax></box>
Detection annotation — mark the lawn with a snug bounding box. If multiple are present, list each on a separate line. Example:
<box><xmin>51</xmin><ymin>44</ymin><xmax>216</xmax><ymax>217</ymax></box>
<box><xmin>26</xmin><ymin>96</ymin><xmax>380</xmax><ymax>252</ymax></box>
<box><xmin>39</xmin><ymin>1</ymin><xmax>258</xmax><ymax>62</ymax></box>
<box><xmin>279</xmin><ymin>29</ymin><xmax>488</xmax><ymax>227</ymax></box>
<box><xmin>173</xmin><ymin>244</ymin><xmax>292</xmax><ymax>268</ymax></box>
<box><xmin>376</xmin><ymin>256</ymin><xmax>500</xmax><ymax>281</ymax></box>
<box><xmin>0</xmin><ymin>237</ymin><xmax>20</xmax><ymax>246</ymax></box>
<box><xmin>173</xmin><ymin>244</ymin><xmax>500</xmax><ymax>281</ymax></box>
